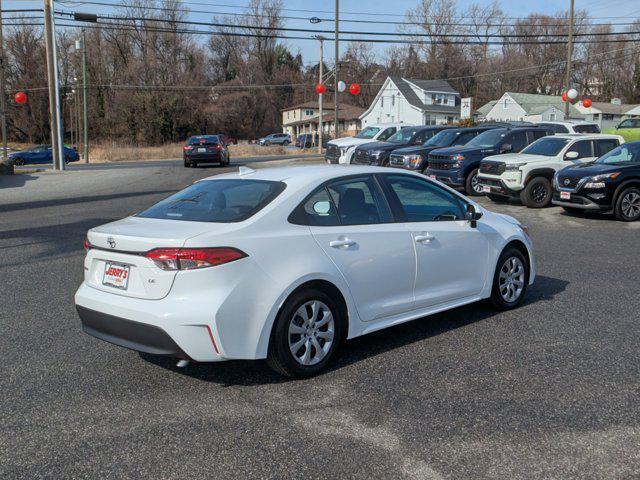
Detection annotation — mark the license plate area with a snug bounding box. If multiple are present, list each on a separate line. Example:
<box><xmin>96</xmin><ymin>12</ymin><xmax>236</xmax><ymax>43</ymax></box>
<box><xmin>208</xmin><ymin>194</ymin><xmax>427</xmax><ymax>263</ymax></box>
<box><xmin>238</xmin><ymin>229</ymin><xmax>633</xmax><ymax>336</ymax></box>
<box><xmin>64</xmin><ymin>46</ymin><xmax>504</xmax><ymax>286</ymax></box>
<box><xmin>560</xmin><ymin>191</ymin><xmax>571</xmax><ymax>200</ymax></box>
<box><xmin>482</xmin><ymin>185</ymin><xmax>491</xmax><ymax>193</ymax></box>
<box><xmin>428</xmin><ymin>174</ymin><xmax>437</xmax><ymax>180</ymax></box>
<box><xmin>198</xmin><ymin>147</ymin><xmax>206</xmax><ymax>152</ymax></box>
<box><xmin>102</xmin><ymin>262</ymin><xmax>131</xmax><ymax>290</ymax></box>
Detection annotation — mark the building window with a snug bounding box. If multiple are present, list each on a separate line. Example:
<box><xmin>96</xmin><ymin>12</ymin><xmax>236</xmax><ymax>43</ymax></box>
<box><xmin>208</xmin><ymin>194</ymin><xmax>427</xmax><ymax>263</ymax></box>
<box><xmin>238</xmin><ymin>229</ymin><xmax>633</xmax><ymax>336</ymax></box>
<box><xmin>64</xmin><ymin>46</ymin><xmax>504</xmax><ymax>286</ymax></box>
<box><xmin>549</xmin><ymin>113</ymin><xmax>556</xmax><ymax>121</ymax></box>
<box><xmin>392</xmin><ymin>95</ymin><xmax>395</xmax><ymax>106</ymax></box>
<box><xmin>447</xmin><ymin>116</ymin><xmax>454</xmax><ymax>123</ymax></box>
<box><xmin>503</xmin><ymin>98</ymin><xmax>508</xmax><ymax>109</ymax></box>
<box><xmin>381</xmin><ymin>96</ymin><xmax>384</xmax><ymax>108</ymax></box>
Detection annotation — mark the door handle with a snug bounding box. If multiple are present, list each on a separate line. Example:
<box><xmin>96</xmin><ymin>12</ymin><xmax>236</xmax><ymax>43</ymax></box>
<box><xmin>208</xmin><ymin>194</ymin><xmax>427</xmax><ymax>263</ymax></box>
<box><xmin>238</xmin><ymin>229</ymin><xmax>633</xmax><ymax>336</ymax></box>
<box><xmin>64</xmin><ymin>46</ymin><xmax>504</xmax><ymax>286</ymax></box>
<box><xmin>329</xmin><ymin>239</ymin><xmax>356</xmax><ymax>248</ymax></box>
<box><xmin>414</xmin><ymin>233</ymin><xmax>435</xmax><ymax>244</ymax></box>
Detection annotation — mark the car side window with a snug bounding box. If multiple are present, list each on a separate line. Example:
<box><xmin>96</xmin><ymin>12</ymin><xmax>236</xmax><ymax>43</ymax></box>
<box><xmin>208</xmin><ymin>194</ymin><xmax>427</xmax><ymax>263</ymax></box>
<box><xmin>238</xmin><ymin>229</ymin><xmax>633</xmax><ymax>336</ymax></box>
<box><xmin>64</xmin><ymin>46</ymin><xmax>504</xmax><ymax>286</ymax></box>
<box><xmin>382</xmin><ymin>175</ymin><xmax>466</xmax><ymax>222</ymax></box>
<box><xmin>595</xmin><ymin>139</ymin><xmax>619</xmax><ymax>157</ymax></box>
<box><xmin>378</xmin><ymin>127</ymin><xmax>397</xmax><ymax>141</ymax></box>
<box><xmin>567</xmin><ymin>140</ymin><xmax>593</xmax><ymax>159</ymax></box>
<box><xmin>413</xmin><ymin>130</ymin><xmax>431</xmax><ymax>144</ymax></box>
<box><xmin>618</xmin><ymin>119</ymin><xmax>634</xmax><ymax>128</ymax></box>
<box><xmin>555</xmin><ymin>125</ymin><xmax>569</xmax><ymax>133</ymax></box>
<box><xmin>293</xmin><ymin>188</ymin><xmax>340</xmax><ymax>226</ymax></box>
<box><xmin>326</xmin><ymin>177</ymin><xmax>391</xmax><ymax>226</ymax></box>
<box><xmin>509</xmin><ymin>131</ymin><xmax>529</xmax><ymax>152</ymax></box>
<box><xmin>532</xmin><ymin>129</ymin><xmax>547</xmax><ymax>140</ymax></box>
<box><xmin>453</xmin><ymin>131</ymin><xmax>477</xmax><ymax>145</ymax></box>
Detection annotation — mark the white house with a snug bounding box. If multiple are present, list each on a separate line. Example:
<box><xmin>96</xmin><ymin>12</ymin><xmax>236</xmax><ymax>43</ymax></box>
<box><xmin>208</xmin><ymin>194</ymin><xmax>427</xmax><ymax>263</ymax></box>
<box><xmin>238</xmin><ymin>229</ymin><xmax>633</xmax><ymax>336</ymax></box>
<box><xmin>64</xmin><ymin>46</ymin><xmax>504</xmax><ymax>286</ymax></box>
<box><xmin>477</xmin><ymin>92</ymin><xmax>584</xmax><ymax>123</ymax></box>
<box><xmin>575</xmin><ymin>100</ymin><xmax>640</xmax><ymax>130</ymax></box>
<box><xmin>359</xmin><ymin>77</ymin><xmax>461</xmax><ymax>127</ymax></box>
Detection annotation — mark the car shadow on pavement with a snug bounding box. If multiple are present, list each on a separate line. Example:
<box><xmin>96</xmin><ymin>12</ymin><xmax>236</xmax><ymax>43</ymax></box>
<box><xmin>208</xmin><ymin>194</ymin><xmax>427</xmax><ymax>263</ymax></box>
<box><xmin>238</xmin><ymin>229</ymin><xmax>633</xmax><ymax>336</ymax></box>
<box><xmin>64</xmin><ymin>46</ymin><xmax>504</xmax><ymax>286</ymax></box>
<box><xmin>0</xmin><ymin>189</ymin><xmax>176</xmax><ymax>213</ymax></box>
<box><xmin>140</xmin><ymin>275</ymin><xmax>569</xmax><ymax>386</ymax></box>
<box><xmin>0</xmin><ymin>173</ymin><xmax>39</xmax><ymax>189</ymax></box>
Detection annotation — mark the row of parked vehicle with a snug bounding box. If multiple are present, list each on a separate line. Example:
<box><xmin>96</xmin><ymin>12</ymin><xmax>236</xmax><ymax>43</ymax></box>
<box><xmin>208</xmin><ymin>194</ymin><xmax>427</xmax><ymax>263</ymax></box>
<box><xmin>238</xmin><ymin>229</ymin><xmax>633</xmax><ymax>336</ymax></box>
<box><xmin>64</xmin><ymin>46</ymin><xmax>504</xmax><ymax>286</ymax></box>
<box><xmin>325</xmin><ymin>121</ymin><xmax>640</xmax><ymax>221</ymax></box>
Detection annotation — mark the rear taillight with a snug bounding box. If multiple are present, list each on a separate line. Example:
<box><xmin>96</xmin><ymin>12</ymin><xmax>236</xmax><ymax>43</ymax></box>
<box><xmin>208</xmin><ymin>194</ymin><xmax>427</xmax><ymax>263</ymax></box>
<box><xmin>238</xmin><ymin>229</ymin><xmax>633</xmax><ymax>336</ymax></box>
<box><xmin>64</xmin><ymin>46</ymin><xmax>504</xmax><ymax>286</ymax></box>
<box><xmin>184</xmin><ymin>145</ymin><xmax>193</xmax><ymax>151</ymax></box>
<box><xmin>215</xmin><ymin>144</ymin><xmax>223</xmax><ymax>150</ymax></box>
<box><xmin>145</xmin><ymin>247</ymin><xmax>246</xmax><ymax>271</ymax></box>
<box><xmin>84</xmin><ymin>239</ymin><xmax>91</xmax><ymax>250</ymax></box>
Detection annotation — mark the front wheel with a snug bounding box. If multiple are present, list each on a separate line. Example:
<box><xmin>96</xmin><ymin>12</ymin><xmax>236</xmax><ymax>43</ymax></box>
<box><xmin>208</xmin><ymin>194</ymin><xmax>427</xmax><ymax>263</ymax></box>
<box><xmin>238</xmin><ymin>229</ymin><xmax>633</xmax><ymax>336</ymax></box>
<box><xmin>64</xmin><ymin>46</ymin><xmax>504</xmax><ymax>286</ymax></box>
<box><xmin>520</xmin><ymin>177</ymin><xmax>552</xmax><ymax>208</ymax></box>
<box><xmin>465</xmin><ymin>168</ymin><xmax>484</xmax><ymax>196</ymax></box>
<box><xmin>614</xmin><ymin>187</ymin><xmax>640</xmax><ymax>221</ymax></box>
<box><xmin>283</xmin><ymin>140</ymin><xmax>290</xmax><ymax>146</ymax></box>
<box><xmin>490</xmin><ymin>248</ymin><xmax>529</xmax><ymax>310</ymax></box>
<box><xmin>13</xmin><ymin>157</ymin><xmax>25</xmax><ymax>166</ymax></box>
<box><xmin>267</xmin><ymin>288</ymin><xmax>343</xmax><ymax>378</ymax></box>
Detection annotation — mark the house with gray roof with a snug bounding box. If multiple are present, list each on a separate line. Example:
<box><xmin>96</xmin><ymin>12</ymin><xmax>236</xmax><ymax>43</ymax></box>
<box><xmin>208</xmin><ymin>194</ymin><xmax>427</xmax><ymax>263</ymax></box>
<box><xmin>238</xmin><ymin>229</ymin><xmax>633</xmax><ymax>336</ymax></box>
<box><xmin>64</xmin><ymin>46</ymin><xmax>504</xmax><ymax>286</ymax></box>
<box><xmin>477</xmin><ymin>92</ymin><xmax>584</xmax><ymax>123</ymax></box>
<box><xmin>359</xmin><ymin>76</ymin><xmax>461</xmax><ymax>127</ymax></box>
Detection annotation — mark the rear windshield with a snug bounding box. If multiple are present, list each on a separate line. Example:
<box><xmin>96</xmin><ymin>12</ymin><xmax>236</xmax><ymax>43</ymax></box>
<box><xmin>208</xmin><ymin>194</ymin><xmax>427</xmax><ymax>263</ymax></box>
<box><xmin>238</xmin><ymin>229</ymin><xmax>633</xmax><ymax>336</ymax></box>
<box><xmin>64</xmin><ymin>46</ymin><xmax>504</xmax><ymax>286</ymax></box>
<box><xmin>188</xmin><ymin>136</ymin><xmax>220</xmax><ymax>146</ymax></box>
<box><xmin>573</xmin><ymin>124</ymin><xmax>600</xmax><ymax>134</ymax></box>
<box><xmin>137</xmin><ymin>179</ymin><xmax>286</xmax><ymax>222</ymax></box>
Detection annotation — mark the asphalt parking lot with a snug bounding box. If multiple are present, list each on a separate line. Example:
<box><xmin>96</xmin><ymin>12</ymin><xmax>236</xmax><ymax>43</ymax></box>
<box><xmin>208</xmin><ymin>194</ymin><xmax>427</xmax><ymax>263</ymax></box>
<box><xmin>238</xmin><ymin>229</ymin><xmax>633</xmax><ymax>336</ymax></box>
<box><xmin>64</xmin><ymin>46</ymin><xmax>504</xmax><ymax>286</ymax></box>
<box><xmin>1</xmin><ymin>159</ymin><xmax>639</xmax><ymax>479</ymax></box>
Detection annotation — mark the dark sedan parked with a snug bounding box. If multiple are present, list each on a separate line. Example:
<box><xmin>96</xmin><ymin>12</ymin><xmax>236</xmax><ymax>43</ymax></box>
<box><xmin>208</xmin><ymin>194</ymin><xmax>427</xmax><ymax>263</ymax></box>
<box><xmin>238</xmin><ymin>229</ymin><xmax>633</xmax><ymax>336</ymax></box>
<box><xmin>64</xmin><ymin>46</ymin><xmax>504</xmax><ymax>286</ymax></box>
<box><xmin>553</xmin><ymin>141</ymin><xmax>640</xmax><ymax>221</ymax></box>
<box><xmin>295</xmin><ymin>133</ymin><xmax>330</xmax><ymax>149</ymax></box>
<box><xmin>388</xmin><ymin>126</ymin><xmax>499</xmax><ymax>172</ymax></box>
<box><xmin>183</xmin><ymin>135</ymin><xmax>230</xmax><ymax>168</ymax></box>
<box><xmin>10</xmin><ymin>144</ymin><xmax>80</xmax><ymax>166</ymax></box>
<box><xmin>351</xmin><ymin>126</ymin><xmax>449</xmax><ymax>166</ymax></box>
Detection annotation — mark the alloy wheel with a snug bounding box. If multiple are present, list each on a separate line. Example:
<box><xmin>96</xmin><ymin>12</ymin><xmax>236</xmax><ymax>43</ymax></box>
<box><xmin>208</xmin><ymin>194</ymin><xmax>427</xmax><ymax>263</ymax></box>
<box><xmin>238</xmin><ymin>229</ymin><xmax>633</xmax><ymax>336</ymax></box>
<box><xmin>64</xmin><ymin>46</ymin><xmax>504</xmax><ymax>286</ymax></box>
<box><xmin>531</xmin><ymin>183</ymin><xmax>548</xmax><ymax>204</ymax></box>
<box><xmin>471</xmin><ymin>174</ymin><xmax>483</xmax><ymax>194</ymax></box>
<box><xmin>288</xmin><ymin>300</ymin><xmax>335</xmax><ymax>366</ymax></box>
<box><xmin>499</xmin><ymin>257</ymin><xmax>525</xmax><ymax>303</ymax></box>
<box><xmin>621</xmin><ymin>191</ymin><xmax>640</xmax><ymax>219</ymax></box>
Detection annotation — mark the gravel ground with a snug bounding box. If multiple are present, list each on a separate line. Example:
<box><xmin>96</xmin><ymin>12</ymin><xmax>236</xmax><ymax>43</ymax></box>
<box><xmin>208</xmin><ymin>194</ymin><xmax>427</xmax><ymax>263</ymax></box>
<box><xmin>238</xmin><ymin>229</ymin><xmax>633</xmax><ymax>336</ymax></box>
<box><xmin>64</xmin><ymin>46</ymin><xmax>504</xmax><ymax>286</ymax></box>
<box><xmin>1</xmin><ymin>159</ymin><xmax>639</xmax><ymax>479</ymax></box>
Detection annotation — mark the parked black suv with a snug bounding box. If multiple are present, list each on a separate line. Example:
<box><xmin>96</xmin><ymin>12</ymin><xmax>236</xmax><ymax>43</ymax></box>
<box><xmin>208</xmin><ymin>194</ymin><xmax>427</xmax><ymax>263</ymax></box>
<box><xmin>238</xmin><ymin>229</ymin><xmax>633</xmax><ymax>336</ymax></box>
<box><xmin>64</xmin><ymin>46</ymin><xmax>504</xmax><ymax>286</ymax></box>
<box><xmin>424</xmin><ymin>126</ymin><xmax>551</xmax><ymax>195</ymax></box>
<box><xmin>351</xmin><ymin>126</ymin><xmax>448</xmax><ymax>166</ymax></box>
<box><xmin>388</xmin><ymin>126</ymin><xmax>500</xmax><ymax>172</ymax></box>
<box><xmin>553</xmin><ymin>140</ymin><xmax>640</xmax><ymax>221</ymax></box>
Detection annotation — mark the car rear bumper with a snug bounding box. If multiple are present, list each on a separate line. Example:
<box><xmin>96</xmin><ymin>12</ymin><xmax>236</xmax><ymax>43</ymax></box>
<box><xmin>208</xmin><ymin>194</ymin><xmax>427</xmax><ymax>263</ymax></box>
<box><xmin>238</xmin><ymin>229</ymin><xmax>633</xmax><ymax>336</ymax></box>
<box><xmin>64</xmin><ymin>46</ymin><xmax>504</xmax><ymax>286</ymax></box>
<box><xmin>77</xmin><ymin>305</ymin><xmax>190</xmax><ymax>358</ymax></box>
<box><xmin>184</xmin><ymin>153</ymin><xmax>223</xmax><ymax>162</ymax></box>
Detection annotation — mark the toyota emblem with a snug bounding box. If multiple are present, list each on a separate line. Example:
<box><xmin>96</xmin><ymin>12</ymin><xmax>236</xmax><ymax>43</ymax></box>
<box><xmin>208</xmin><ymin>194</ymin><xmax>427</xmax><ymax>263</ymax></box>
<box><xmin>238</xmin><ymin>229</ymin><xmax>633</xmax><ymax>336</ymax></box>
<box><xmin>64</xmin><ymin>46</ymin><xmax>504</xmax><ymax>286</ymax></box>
<box><xmin>563</xmin><ymin>178</ymin><xmax>571</xmax><ymax>186</ymax></box>
<box><xmin>107</xmin><ymin>237</ymin><xmax>116</xmax><ymax>249</ymax></box>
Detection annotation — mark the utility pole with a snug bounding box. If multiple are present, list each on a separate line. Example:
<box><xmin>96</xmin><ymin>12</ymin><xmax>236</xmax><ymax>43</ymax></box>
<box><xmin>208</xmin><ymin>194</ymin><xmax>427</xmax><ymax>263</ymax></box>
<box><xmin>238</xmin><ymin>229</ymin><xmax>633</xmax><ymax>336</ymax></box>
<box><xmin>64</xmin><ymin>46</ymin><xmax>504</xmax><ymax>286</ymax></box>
<box><xmin>81</xmin><ymin>29</ymin><xmax>88</xmax><ymax>162</ymax></box>
<box><xmin>333</xmin><ymin>0</ymin><xmax>339</xmax><ymax>139</ymax></box>
<box><xmin>317</xmin><ymin>36</ymin><xmax>324</xmax><ymax>154</ymax></box>
<box><xmin>564</xmin><ymin>0</ymin><xmax>575</xmax><ymax>119</ymax></box>
<box><xmin>0</xmin><ymin>0</ymin><xmax>8</xmax><ymax>162</ymax></box>
<box><xmin>44</xmin><ymin>0</ymin><xmax>64</xmax><ymax>171</ymax></box>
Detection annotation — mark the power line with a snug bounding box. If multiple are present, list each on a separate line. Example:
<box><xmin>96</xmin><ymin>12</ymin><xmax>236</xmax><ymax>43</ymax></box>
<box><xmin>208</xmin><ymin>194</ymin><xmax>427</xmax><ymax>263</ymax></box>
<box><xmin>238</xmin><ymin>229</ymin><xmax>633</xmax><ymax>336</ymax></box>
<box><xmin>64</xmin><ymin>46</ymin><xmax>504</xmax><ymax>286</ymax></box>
<box><xmin>56</xmin><ymin>1</ymin><xmax>640</xmax><ymax>28</ymax></box>
<box><xmin>56</xmin><ymin>10</ymin><xmax>640</xmax><ymax>39</ymax></box>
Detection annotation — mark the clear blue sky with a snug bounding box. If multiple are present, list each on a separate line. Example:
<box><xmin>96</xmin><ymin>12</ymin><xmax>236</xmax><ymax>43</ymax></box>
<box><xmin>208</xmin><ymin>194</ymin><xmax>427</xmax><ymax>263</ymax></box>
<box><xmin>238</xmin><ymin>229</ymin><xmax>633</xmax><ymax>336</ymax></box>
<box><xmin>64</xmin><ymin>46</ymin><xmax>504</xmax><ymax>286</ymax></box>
<box><xmin>3</xmin><ymin>0</ymin><xmax>638</xmax><ymax>65</ymax></box>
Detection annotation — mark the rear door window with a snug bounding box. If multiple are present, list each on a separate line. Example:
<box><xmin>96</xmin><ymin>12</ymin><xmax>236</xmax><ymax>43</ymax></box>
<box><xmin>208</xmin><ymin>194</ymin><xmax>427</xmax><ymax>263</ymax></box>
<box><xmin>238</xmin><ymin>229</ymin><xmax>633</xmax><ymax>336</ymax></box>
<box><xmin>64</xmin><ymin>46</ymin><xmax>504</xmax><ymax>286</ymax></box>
<box><xmin>508</xmin><ymin>131</ymin><xmax>528</xmax><ymax>152</ymax></box>
<box><xmin>594</xmin><ymin>139</ymin><xmax>619</xmax><ymax>157</ymax></box>
<box><xmin>378</xmin><ymin>127</ymin><xmax>397</xmax><ymax>141</ymax></box>
<box><xmin>137</xmin><ymin>179</ymin><xmax>285</xmax><ymax>222</ymax></box>
<box><xmin>327</xmin><ymin>177</ymin><xmax>391</xmax><ymax>225</ymax></box>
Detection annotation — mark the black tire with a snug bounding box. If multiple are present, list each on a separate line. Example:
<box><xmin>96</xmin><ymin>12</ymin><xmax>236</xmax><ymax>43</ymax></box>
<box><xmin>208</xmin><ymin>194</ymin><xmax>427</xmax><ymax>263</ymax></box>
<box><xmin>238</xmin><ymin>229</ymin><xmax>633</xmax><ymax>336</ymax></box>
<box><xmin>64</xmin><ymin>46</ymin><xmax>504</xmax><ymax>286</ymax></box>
<box><xmin>520</xmin><ymin>177</ymin><xmax>552</xmax><ymax>208</ymax></box>
<box><xmin>487</xmin><ymin>194</ymin><xmax>509</xmax><ymax>203</ymax></box>
<box><xmin>267</xmin><ymin>288</ymin><xmax>344</xmax><ymax>378</ymax></box>
<box><xmin>465</xmin><ymin>168</ymin><xmax>483</xmax><ymax>196</ymax></box>
<box><xmin>283</xmin><ymin>140</ymin><xmax>290</xmax><ymax>146</ymax></box>
<box><xmin>490</xmin><ymin>247</ymin><xmax>529</xmax><ymax>310</ymax></box>
<box><xmin>13</xmin><ymin>157</ymin><xmax>25</xmax><ymax>166</ymax></box>
<box><xmin>562</xmin><ymin>206</ymin><xmax>583</xmax><ymax>216</ymax></box>
<box><xmin>614</xmin><ymin>187</ymin><xmax>640</xmax><ymax>221</ymax></box>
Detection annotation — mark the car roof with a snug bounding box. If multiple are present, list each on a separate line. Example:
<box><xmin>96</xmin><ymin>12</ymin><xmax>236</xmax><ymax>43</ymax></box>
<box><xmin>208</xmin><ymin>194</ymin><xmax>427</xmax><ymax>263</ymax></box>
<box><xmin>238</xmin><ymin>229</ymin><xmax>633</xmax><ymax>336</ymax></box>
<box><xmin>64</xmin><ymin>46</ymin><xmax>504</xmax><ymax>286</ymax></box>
<box><xmin>202</xmin><ymin>165</ymin><xmax>399</xmax><ymax>186</ymax></box>
<box><xmin>551</xmin><ymin>134</ymin><xmax>622</xmax><ymax>140</ymax></box>
<box><xmin>539</xmin><ymin>120</ymin><xmax>598</xmax><ymax>125</ymax></box>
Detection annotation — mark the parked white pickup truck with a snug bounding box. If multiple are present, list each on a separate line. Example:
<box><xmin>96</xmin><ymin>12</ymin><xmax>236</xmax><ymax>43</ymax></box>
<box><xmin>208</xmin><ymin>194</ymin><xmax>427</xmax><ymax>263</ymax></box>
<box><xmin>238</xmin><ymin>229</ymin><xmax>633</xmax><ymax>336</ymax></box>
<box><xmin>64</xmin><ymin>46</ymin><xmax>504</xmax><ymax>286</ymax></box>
<box><xmin>477</xmin><ymin>134</ymin><xmax>624</xmax><ymax>208</ymax></box>
<box><xmin>325</xmin><ymin>123</ymin><xmax>409</xmax><ymax>164</ymax></box>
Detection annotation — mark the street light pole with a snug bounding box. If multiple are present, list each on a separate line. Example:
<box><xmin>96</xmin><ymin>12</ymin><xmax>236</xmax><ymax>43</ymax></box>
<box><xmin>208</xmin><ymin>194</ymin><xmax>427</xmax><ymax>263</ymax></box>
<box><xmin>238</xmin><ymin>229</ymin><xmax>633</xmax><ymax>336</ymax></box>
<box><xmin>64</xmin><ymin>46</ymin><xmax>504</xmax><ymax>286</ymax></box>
<box><xmin>0</xmin><ymin>0</ymin><xmax>8</xmax><ymax>161</ymax></box>
<box><xmin>317</xmin><ymin>36</ymin><xmax>324</xmax><ymax>154</ymax></box>
<box><xmin>564</xmin><ymin>0</ymin><xmax>575</xmax><ymax>119</ymax></box>
<box><xmin>333</xmin><ymin>0</ymin><xmax>339</xmax><ymax>139</ymax></box>
<box><xmin>81</xmin><ymin>29</ymin><xmax>88</xmax><ymax>163</ymax></box>
<box><xmin>44</xmin><ymin>0</ymin><xmax>64</xmax><ymax>170</ymax></box>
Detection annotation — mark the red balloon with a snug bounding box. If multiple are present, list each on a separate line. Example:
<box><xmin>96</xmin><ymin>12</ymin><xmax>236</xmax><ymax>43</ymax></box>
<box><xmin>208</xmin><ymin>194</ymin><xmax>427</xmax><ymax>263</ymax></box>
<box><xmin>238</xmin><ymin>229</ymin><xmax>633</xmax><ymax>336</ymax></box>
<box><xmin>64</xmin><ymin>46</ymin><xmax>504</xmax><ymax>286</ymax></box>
<box><xmin>582</xmin><ymin>98</ymin><xmax>592</xmax><ymax>108</ymax></box>
<box><xmin>14</xmin><ymin>92</ymin><xmax>27</xmax><ymax>104</ymax></box>
<box><xmin>315</xmin><ymin>83</ymin><xmax>326</xmax><ymax>94</ymax></box>
<box><xmin>561</xmin><ymin>91</ymin><xmax>567</xmax><ymax>102</ymax></box>
<box><xmin>349</xmin><ymin>83</ymin><xmax>361</xmax><ymax>95</ymax></box>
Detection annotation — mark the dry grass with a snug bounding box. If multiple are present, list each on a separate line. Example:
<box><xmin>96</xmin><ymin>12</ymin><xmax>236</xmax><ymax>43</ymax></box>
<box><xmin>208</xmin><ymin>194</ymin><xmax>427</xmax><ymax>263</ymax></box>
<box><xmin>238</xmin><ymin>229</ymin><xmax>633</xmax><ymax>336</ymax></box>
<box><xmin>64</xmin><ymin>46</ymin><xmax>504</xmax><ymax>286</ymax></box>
<box><xmin>87</xmin><ymin>141</ymin><xmax>303</xmax><ymax>163</ymax></box>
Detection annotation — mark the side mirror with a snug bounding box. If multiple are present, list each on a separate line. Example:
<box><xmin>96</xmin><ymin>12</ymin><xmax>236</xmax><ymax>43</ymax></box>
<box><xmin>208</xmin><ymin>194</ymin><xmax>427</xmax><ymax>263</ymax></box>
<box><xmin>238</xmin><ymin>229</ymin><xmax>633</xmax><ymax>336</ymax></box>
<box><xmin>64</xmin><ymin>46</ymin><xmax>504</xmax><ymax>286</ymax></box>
<box><xmin>501</xmin><ymin>143</ymin><xmax>512</xmax><ymax>153</ymax></box>
<box><xmin>564</xmin><ymin>151</ymin><xmax>579</xmax><ymax>160</ymax></box>
<box><xmin>466</xmin><ymin>204</ymin><xmax>483</xmax><ymax>228</ymax></box>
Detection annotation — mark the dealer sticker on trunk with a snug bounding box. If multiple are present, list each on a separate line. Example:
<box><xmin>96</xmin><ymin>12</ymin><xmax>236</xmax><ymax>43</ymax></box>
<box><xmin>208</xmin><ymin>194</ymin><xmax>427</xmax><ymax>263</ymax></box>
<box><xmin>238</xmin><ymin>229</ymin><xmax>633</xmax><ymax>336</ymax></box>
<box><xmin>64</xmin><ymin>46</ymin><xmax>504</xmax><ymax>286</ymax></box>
<box><xmin>102</xmin><ymin>262</ymin><xmax>130</xmax><ymax>290</ymax></box>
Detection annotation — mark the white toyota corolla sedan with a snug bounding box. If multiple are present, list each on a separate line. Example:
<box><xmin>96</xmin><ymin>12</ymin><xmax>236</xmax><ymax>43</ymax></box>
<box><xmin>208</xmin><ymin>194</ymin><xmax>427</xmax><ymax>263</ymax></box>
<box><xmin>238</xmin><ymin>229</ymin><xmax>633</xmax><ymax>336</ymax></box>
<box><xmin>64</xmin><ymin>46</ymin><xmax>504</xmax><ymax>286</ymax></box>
<box><xmin>75</xmin><ymin>165</ymin><xmax>535</xmax><ymax>377</ymax></box>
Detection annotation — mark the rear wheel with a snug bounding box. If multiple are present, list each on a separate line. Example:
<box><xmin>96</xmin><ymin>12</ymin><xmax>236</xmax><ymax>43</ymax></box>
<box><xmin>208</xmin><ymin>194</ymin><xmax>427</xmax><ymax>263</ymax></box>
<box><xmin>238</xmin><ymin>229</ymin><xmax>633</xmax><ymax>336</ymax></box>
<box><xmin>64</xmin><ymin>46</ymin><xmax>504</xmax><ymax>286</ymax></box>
<box><xmin>487</xmin><ymin>194</ymin><xmax>509</xmax><ymax>203</ymax></box>
<box><xmin>465</xmin><ymin>168</ymin><xmax>483</xmax><ymax>196</ymax></box>
<box><xmin>520</xmin><ymin>177</ymin><xmax>552</xmax><ymax>208</ymax></box>
<box><xmin>614</xmin><ymin>187</ymin><xmax>640</xmax><ymax>221</ymax></box>
<box><xmin>283</xmin><ymin>140</ymin><xmax>290</xmax><ymax>146</ymax></box>
<box><xmin>267</xmin><ymin>288</ymin><xmax>343</xmax><ymax>378</ymax></box>
<box><xmin>490</xmin><ymin>247</ymin><xmax>529</xmax><ymax>310</ymax></box>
